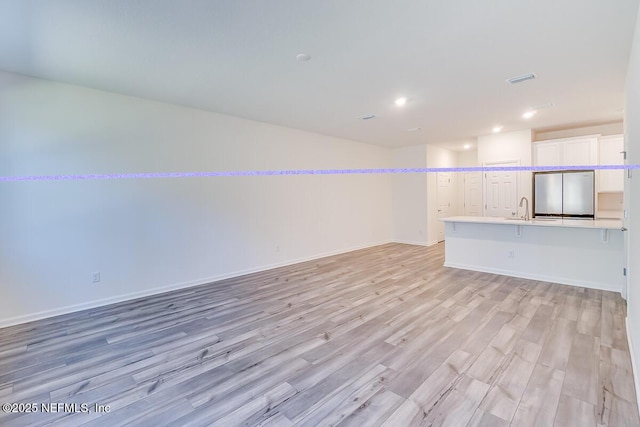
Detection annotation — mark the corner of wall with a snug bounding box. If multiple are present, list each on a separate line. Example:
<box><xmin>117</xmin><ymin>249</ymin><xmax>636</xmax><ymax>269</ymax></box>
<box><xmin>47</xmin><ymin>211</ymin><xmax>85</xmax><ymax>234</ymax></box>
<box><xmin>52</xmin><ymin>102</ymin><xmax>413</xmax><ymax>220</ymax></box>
<box><xmin>623</xmin><ymin>2</ymin><xmax>640</xmax><ymax>418</ymax></box>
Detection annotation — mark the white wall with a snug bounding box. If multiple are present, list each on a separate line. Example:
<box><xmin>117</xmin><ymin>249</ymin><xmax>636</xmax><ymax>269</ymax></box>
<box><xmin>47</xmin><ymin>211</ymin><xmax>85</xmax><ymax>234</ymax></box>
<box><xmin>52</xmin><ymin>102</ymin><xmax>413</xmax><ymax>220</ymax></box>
<box><xmin>391</xmin><ymin>145</ymin><xmax>428</xmax><ymax>245</ymax></box>
<box><xmin>391</xmin><ymin>143</ymin><xmax>461</xmax><ymax>246</ymax></box>
<box><xmin>0</xmin><ymin>71</ymin><xmax>393</xmax><ymax>326</ymax></box>
<box><xmin>624</xmin><ymin>5</ymin><xmax>640</xmax><ymax>412</ymax></box>
<box><xmin>391</xmin><ymin>144</ymin><xmax>462</xmax><ymax>246</ymax></box>
<box><xmin>457</xmin><ymin>149</ymin><xmax>478</xmax><ymax>167</ymax></box>
<box><xmin>478</xmin><ymin>129</ymin><xmax>533</xmax><ymax>208</ymax></box>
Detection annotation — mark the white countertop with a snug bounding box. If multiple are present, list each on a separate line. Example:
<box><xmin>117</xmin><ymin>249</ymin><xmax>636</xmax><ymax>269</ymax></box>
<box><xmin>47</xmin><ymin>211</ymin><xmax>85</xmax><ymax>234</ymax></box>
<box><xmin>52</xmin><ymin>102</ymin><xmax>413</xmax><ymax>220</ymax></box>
<box><xmin>442</xmin><ymin>216</ymin><xmax>624</xmax><ymax>230</ymax></box>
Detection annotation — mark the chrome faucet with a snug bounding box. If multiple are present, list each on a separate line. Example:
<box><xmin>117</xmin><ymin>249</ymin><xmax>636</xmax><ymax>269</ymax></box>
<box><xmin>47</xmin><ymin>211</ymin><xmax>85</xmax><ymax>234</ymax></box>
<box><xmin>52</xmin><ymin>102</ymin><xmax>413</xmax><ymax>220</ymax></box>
<box><xmin>519</xmin><ymin>197</ymin><xmax>530</xmax><ymax>221</ymax></box>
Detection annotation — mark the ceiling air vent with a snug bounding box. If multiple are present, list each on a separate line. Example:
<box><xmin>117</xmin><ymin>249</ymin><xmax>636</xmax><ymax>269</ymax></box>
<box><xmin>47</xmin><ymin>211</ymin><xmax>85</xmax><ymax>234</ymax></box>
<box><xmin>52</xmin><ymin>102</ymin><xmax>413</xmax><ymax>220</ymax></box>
<box><xmin>506</xmin><ymin>73</ymin><xmax>536</xmax><ymax>85</ymax></box>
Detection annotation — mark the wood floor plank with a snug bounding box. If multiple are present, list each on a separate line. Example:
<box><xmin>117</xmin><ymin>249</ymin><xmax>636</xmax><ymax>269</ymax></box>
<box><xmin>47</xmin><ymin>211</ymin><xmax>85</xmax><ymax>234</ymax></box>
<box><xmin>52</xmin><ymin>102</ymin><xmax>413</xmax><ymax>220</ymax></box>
<box><xmin>290</xmin><ymin>364</ymin><xmax>391</xmax><ymax>427</ymax></box>
<box><xmin>563</xmin><ymin>333</ymin><xmax>601</xmax><ymax>406</ymax></box>
<box><xmin>0</xmin><ymin>242</ymin><xmax>637</xmax><ymax>426</ymax></box>
<box><xmin>601</xmin><ymin>292</ymin><xmax>629</xmax><ymax>352</ymax></box>
<box><xmin>559</xmin><ymin>295</ymin><xmax>583</xmax><ymax>322</ymax></box>
<box><xmin>598</xmin><ymin>344</ymin><xmax>639</xmax><ymax>425</ymax></box>
<box><xmin>554</xmin><ymin>394</ymin><xmax>598</xmax><ymax>427</ymax></box>
<box><xmin>521</xmin><ymin>304</ymin><xmax>554</xmax><ymax>345</ymax></box>
<box><xmin>379</xmin><ymin>398</ymin><xmax>422</xmax><ymax>426</ymax></box>
<box><xmin>578</xmin><ymin>298</ymin><xmax>603</xmax><ymax>337</ymax></box>
<box><xmin>510</xmin><ymin>363</ymin><xmax>565</xmax><ymax>427</ymax></box>
<box><xmin>538</xmin><ymin>317</ymin><xmax>577</xmax><ymax>371</ymax></box>
<box><xmin>466</xmin><ymin>408</ymin><xmax>510</xmax><ymax>427</ymax></box>
<box><xmin>466</xmin><ymin>323</ymin><xmax>522</xmax><ymax>385</ymax></box>
<box><xmin>338</xmin><ymin>388</ymin><xmax>404</xmax><ymax>427</ymax></box>
<box><xmin>205</xmin><ymin>382</ymin><xmax>297</xmax><ymax>427</ymax></box>
<box><xmin>477</xmin><ymin>340</ymin><xmax>541</xmax><ymax>422</ymax></box>
<box><xmin>404</xmin><ymin>350</ymin><xmax>475</xmax><ymax>415</ymax></box>
<box><xmin>421</xmin><ymin>374</ymin><xmax>489</xmax><ymax>426</ymax></box>
<box><xmin>605</xmin><ymin>395</ymin><xmax>640</xmax><ymax>427</ymax></box>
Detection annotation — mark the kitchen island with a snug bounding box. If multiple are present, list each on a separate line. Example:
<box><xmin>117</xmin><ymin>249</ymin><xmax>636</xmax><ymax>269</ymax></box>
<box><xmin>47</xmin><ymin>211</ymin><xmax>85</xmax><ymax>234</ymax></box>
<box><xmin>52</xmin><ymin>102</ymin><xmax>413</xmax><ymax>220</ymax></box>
<box><xmin>442</xmin><ymin>216</ymin><xmax>626</xmax><ymax>295</ymax></box>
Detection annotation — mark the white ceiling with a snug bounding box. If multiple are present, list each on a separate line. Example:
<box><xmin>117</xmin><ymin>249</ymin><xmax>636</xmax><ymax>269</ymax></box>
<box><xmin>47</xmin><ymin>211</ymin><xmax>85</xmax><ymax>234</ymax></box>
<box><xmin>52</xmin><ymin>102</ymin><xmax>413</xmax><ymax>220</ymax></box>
<box><xmin>0</xmin><ymin>1</ymin><xmax>638</xmax><ymax>150</ymax></box>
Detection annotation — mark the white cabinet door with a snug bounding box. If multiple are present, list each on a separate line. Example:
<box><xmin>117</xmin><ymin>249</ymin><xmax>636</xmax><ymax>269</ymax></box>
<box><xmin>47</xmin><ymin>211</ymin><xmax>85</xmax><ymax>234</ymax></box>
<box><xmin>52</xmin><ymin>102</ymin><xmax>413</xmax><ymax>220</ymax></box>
<box><xmin>598</xmin><ymin>135</ymin><xmax>624</xmax><ymax>192</ymax></box>
<box><xmin>533</xmin><ymin>142</ymin><xmax>561</xmax><ymax>166</ymax></box>
<box><xmin>562</xmin><ymin>138</ymin><xmax>597</xmax><ymax>166</ymax></box>
<box><xmin>533</xmin><ymin>136</ymin><xmax>598</xmax><ymax>167</ymax></box>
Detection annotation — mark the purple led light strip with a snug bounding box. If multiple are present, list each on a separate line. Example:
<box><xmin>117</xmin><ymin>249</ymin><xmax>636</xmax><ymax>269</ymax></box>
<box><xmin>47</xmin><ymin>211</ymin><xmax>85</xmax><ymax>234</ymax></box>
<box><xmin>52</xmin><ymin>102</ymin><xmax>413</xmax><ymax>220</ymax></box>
<box><xmin>1</xmin><ymin>164</ymin><xmax>638</xmax><ymax>182</ymax></box>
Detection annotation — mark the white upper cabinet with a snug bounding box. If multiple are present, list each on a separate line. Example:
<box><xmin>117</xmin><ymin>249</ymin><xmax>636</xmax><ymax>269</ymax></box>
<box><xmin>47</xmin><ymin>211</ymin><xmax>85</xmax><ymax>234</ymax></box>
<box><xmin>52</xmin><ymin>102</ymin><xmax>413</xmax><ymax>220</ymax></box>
<box><xmin>598</xmin><ymin>134</ymin><xmax>624</xmax><ymax>192</ymax></box>
<box><xmin>563</xmin><ymin>138</ymin><xmax>597</xmax><ymax>166</ymax></box>
<box><xmin>534</xmin><ymin>141</ymin><xmax>561</xmax><ymax>166</ymax></box>
<box><xmin>533</xmin><ymin>135</ymin><xmax>598</xmax><ymax>167</ymax></box>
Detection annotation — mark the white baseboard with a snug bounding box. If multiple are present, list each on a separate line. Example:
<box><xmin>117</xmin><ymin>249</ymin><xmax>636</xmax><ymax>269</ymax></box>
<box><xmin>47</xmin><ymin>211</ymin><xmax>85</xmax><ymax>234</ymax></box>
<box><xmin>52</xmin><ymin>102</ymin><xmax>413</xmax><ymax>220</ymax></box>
<box><xmin>626</xmin><ymin>317</ymin><xmax>640</xmax><ymax>419</ymax></box>
<box><xmin>393</xmin><ymin>239</ymin><xmax>439</xmax><ymax>247</ymax></box>
<box><xmin>443</xmin><ymin>262</ymin><xmax>622</xmax><ymax>294</ymax></box>
<box><xmin>0</xmin><ymin>239</ymin><xmax>392</xmax><ymax>328</ymax></box>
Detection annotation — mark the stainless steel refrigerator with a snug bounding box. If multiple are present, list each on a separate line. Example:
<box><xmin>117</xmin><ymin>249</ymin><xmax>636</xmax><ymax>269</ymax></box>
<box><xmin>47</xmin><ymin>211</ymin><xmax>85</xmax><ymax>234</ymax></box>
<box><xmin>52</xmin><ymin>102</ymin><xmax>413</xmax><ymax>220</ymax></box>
<box><xmin>533</xmin><ymin>170</ymin><xmax>595</xmax><ymax>218</ymax></box>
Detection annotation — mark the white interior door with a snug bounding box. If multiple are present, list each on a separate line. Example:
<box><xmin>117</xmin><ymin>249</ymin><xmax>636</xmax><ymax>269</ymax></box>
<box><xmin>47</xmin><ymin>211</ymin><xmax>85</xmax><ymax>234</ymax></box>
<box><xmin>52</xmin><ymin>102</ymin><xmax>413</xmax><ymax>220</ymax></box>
<box><xmin>484</xmin><ymin>162</ymin><xmax>518</xmax><ymax>218</ymax></box>
<box><xmin>463</xmin><ymin>172</ymin><xmax>482</xmax><ymax>216</ymax></box>
<box><xmin>437</xmin><ymin>172</ymin><xmax>452</xmax><ymax>242</ymax></box>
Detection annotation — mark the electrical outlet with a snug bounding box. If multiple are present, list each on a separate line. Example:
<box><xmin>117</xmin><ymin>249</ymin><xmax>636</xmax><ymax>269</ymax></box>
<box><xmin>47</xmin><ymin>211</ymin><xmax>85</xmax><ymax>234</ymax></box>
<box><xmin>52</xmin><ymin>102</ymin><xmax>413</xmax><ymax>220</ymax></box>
<box><xmin>275</xmin><ymin>245</ymin><xmax>280</xmax><ymax>253</ymax></box>
<box><xmin>92</xmin><ymin>272</ymin><xmax>101</xmax><ymax>283</ymax></box>
<box><xmin>508</xmin><ymin>250</ymin><xmax>514</xmax><ymax>258</ymax></box>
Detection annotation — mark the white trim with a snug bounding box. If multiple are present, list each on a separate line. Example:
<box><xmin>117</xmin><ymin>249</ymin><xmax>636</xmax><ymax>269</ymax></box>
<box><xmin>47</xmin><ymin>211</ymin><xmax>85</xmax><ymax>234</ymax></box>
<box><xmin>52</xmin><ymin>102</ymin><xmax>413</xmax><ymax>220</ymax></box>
<box><xmin>393</xmin><ymin>239</ymin><xmax>439</xmax><ymax>247</ymax></box>
<box><xmin>534</xmin><ymin>133</ymin><xmax>602</xmax><ymax>144</ymax></box>
<box><xmin>626</xmin><ymin>316</ymin><xmax>640</xmax><ymax>418</ymax></box>
<box><xmin>598</xmin><ymin>133</ymin><xmax>624</xmax><ymax>143</ymax></box>
<box><xmin>443</xmin><ymin>261</ymin><xmax>621</xmax><ymax>294</ymax></box>
<box><xmin>0</xmin><ymin>240</ymin><xmax>392</xmax><ymax>328</ymax></box>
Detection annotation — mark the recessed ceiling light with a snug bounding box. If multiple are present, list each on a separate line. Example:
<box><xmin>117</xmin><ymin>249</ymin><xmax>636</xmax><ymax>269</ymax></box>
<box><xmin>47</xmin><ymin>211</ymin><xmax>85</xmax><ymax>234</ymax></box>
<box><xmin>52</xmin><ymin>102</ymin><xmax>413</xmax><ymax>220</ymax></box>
<box><xmin>522</xmin><ymin>110</ymin><xmax>536</xmax><ymax>119</ymax></box>
<box><xmin>296</xmin><ymin>53</ymin><xmax>311</xmax><ymax>62</ymax></box>
<box><xmin>506</xmin><ymin>73</ymin><xmax>536</xmax><ymax>85</ymax></box>
<box><xmin>464</xmin><ymin>144</ymin><xmax>472</xmax><ymax>150</ymax></box>
<box><xmin>407</xmin><ymin>127</ymin><xmax>421</xmax><ymax>132</ymax></box>
<box><xmin>492</xmin><ymin>126</ymin><xmax>503</xmax><ymax>133</ymax></box>
<box><xmin>395</xmin><ymin>97</ymin><xmax>407</xmax><ymax>106</ymax></box>
<box><xmin>360</xmin><ymin>114</ymin><xmax>376</xmax><ymax>120</ymax></box>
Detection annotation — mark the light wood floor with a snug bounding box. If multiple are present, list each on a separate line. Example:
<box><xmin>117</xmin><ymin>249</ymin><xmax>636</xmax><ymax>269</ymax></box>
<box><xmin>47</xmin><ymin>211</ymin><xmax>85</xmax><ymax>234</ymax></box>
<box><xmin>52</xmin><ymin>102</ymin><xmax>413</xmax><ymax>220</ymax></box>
<box><xmin>0</xmin><ymin>243</ymin><xmax>638</xmax><ymax>426</ymax></box>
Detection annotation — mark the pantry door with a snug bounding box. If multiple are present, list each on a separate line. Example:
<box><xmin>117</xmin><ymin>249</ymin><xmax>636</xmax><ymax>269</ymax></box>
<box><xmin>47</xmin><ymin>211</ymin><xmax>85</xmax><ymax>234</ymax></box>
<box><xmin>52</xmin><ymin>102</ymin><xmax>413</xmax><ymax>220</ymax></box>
<box><xmin>484</xmin><ymin>161</ymin><xmax>518</xmax><ymax>218</ymax></box>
